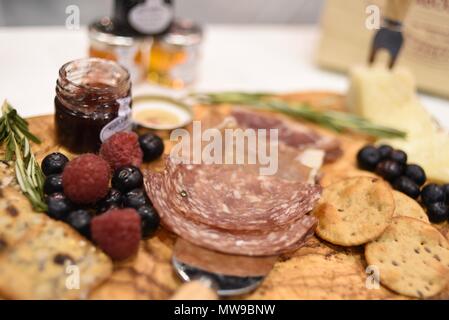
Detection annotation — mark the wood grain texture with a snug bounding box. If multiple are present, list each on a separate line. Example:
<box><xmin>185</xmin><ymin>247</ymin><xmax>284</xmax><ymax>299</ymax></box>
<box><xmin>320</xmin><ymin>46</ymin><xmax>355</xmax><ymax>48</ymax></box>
<box><xmin>384</xmin><ymin>0</ymin><xmax>413</xmax><ymax>22</ymax></box>
<box><xmin>8</xmin><ymin>91</ymin><xmax>449</xmax><ymax>300</ymax></box>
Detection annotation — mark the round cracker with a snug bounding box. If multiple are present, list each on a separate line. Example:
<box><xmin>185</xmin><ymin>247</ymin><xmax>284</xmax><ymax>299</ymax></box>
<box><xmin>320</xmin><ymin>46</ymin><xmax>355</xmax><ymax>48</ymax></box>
<box><xmin>392</xmin><ymin>191</ymin><xmax>429</xmax><ymax>223</ymax></box>
<box><xmin>314</xmin><ymin>176</ymin><xmax>394</xmax><ymax>246</ymax></box>
<box><xmin>365</xmin><ymin>217</ymin><xmax>449</xmax><ymax>298</ymax></box>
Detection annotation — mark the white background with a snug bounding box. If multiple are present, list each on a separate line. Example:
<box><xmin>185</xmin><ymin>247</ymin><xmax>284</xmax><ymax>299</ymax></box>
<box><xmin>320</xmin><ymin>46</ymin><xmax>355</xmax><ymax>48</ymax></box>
<box><xmin>1</xmin><ymin>25</ymin><xmax>448</xmax><ymax>129</ymax></box>
<box><xmin>0</xmin><ymin>0</ymin><xmax>325</xmax><ymax>26</ymax></box>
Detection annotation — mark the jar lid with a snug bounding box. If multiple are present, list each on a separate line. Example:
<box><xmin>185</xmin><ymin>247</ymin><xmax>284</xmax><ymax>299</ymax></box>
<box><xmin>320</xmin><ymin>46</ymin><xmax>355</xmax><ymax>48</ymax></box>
<box><xmin>89</xmin><ymin>17</ymin><xmax>145</xmax><ymax>47</ymax></box>
<box><xmin>161</xmin><ymin>19</ymin><xmax>203</xmax><ymax>47</ymax></box>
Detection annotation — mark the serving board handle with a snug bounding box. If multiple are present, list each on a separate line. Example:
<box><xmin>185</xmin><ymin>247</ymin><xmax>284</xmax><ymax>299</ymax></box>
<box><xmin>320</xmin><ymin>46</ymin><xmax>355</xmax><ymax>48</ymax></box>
<box><xmin>384</xmin><ymin>0</ymin><xmax>413</xmax><ymax>22</ymax></box>
<box><xmin>170</xmin><ymin>280</ymin><xmax>218</xmax><ymax>300</ymax></box>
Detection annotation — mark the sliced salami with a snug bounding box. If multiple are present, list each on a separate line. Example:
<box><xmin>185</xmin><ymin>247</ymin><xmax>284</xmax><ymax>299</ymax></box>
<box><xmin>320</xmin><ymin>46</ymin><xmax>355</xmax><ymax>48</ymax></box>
<box><xmin>161</xmin><ymin>158</ymin><xmax>321</xmax><ymax>231</ymax></box>
<box><xmin>145</xmin><ymin>172</ymin><xmax>318</xmax><ymax>256</ymax></box>
<box><xmin>231</xmin><ymin>108</ymin><xmax>342</xmax><ymax>162</ymax></box>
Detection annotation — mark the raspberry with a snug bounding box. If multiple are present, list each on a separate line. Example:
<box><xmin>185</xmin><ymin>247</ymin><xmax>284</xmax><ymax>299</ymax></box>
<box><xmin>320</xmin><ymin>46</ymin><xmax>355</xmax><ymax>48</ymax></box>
<box><xmin>91</xmin><ymin>208</ymin><xmax>141</xmax><ymax>260</ymax></box>
<box><xmin>62</xmin><ymin>154</ymin><xmax>110</xmax><ymax>204</ymax></box>
<box><xmin>100</xmin><ymin>132</ymin><xmax>143</xmax><ymax>171</ymax></box>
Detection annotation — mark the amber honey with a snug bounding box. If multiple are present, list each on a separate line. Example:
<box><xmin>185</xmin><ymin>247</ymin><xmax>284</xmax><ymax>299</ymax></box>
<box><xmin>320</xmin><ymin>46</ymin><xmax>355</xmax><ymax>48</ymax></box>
<box><xmin>148</xmin><ymin>19</ymin><xmax>202</xmax><ymax>88</ymax></box>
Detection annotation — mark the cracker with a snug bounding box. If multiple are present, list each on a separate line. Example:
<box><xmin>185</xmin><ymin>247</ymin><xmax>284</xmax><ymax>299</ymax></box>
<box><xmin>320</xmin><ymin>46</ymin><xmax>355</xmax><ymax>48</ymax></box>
<box><xmin>0</xmin><ymin>186</ymin><xmax>46</xmax><ymax>250</ymax></box>
<box><xmin>314</xmin><ymin>176</ymin><xmax>394</xmax><ymax>246</ymax></box>
<box><xmin>0</xmin><ymin>220</ymin><xmax>112</xmax><ymax>299</ymax></box>
<box><xmin>365</xmin><ymin>217</ymin><xmax>449</xmax><ymax>298</ymax></box>
<box><xmin>392</xmin><ymin>191</ymin><xmax>429</xmax><ymax>223</ymax></box>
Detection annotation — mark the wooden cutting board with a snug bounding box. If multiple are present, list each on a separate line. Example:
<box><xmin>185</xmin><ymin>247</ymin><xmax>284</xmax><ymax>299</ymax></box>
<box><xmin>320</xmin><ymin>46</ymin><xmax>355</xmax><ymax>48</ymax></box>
<box><xmin>5</xmin><ymin>92</ymin><xmax>449</xmax><ymax>300</ymax></box>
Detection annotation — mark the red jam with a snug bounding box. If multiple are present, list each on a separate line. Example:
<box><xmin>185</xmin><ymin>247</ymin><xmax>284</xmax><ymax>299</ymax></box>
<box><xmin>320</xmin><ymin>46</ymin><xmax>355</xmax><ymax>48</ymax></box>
<box><xmin>55</xmin><ymin>58</ymin><xmax>132</xmax><ymax>153</ymax></box>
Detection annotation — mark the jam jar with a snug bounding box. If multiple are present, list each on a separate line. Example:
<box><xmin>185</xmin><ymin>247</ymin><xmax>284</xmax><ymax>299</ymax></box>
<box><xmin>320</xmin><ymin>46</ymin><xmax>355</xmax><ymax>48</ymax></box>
<box><xmin>55</xmin><ymin>58</ymin><xmax>132</xmax><ymax>153</ymax></box>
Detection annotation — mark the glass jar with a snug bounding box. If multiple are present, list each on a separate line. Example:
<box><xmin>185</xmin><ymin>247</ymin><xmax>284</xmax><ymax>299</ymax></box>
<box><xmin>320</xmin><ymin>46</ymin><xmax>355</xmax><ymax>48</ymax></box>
<box><xmin>148</xmin><ymin>19</ymin><xmax>203</xmax><ymax>88</ymax></box>
<box><xmin>88</xmin><ymin>17</ymin><xmax>152</xmax><ymax>83</ymax></box>
<box><xmin>55</xmin><ymin>58</ymin><xmax>132</xmax><ymax>154</ymax></box>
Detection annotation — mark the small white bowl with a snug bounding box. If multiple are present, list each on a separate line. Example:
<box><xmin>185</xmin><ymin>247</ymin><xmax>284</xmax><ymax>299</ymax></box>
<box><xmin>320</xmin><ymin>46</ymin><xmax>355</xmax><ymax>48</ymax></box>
<box><xmin>132</xmin><ymin>95</ymin><xmax>193</xmax><ymax>130</ymax></box>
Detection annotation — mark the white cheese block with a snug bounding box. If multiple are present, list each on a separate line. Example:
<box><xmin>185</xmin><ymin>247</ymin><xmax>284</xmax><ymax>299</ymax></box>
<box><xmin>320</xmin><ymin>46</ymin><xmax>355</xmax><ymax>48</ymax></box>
<box><xmin>347</xmin><ymin>66</ymin><xmax>449</xmax><ymax>182</ymax></box>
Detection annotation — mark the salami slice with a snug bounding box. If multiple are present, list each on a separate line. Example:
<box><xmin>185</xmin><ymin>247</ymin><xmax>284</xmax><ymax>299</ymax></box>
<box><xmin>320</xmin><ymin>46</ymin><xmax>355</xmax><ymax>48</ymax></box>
<box><xmin>161</xmin><ymin>158</ymin><xmax>321</xmax><ymax>231</ymax></box>
<box><xmin>145</xmin><ymin>172</ymin><xmax>318</xmax><ymax>256</ymax></box>
<box><xmin>231</xmin><ymin>108</ymin><xmax>342</xmax><ymax>162</ymax></box>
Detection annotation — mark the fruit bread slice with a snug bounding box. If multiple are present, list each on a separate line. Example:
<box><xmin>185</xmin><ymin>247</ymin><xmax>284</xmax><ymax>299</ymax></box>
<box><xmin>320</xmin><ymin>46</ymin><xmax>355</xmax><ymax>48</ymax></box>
<box><xmin>0</xmin><ymin>219</ymin><xmax>112</xmax><ymax>299</ymax></box>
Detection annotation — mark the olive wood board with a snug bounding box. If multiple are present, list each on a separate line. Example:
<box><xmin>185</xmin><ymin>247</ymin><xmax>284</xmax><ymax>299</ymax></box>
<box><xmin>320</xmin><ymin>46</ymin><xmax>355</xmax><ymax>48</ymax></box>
<box><xmin>2</xmin><ymin>91</ymin><xmax>449</xmax><ymax>300</ymax></box>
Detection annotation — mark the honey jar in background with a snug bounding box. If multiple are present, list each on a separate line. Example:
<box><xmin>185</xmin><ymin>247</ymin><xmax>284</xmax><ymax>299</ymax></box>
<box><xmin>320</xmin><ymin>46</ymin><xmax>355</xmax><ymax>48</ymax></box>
<box><xmin>148</xmin><ymin>19</ymin><xmax>203</xmax><ymax>89</ymax></box>
<box><xmin>88</xmin><ymin>17</ymin><xmax>152</xmax><ymax>83</ymax></box>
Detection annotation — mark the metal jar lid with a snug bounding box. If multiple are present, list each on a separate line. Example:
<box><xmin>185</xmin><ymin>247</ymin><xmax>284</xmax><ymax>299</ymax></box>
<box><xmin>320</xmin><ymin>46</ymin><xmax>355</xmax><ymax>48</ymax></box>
<box><xmin>161</xmin><ymin>19</ymin><xmax>203</xmax><ymax>47</ymax></box>
<box><xmin>88</xmin><ymin>17</ymin><xmax>139</xmax><ymax>47</ymax></box>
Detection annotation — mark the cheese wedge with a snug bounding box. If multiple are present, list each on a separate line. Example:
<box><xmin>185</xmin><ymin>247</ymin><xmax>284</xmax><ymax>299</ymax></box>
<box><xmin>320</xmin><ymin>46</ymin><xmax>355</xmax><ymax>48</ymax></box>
<box><xmin>347</xmin><ymin>66</ymin><xmax>449</xmax><ymax>182</ymax></box>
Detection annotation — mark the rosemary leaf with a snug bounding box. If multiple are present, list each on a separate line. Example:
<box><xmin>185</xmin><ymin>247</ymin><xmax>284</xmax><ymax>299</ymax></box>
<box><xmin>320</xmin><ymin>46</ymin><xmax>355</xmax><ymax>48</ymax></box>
<box><xmin>6</xmin><ymin>136</ymin><xmax>14</xmax><ymax>161</ymax></box>
<box><xmin>0</xmin><ymin>100</ymin><xmax>47</xmax><ymax>212</ymax></box>
<box><xmin>191</xmin><ymin>92</ymin><xmax>406</xmax><ymax>139</ymax></box>
<box><xmin>14</xmin><ymin>161</ymin><xmax>26</xmax><ymax>191</ymax></box>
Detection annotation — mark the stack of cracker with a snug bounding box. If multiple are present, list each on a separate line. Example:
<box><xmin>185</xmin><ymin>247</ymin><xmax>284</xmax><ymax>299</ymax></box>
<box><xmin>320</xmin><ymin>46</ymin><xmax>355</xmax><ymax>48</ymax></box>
<box><xmin>314</xmin><ymin>176</ymin><xmax>449</xmax><ymax>298</ymax></box>
<box><xmin>0</xmin><ymin>171</ymin><xmax>112</xmax><ymax>299</ymax></box>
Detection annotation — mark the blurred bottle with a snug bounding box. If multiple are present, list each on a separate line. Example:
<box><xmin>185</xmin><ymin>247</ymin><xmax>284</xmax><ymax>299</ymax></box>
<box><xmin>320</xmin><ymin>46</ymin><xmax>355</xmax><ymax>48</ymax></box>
<box><xmin>113</xmin><ymin>0</ymin><xmax>174</xmax><ymax>37</ymax></box>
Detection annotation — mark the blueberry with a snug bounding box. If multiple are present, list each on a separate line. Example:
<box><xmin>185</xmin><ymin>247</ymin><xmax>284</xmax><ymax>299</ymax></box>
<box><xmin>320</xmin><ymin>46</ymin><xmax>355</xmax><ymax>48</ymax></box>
<box><xmin>375</xmin><ymin>160</ymin><xmax>403</xmax><ymax>181</ymax></box>
<box><xmin>389</xmin><ymin>150</ymin><xmax>407</xmax><ymax>164</ymax></box>
<box><xmin>46</xmin><ymin>193</ymin><xmax>73</xmax><ymax>220</ymax></box>
<box><xmin>112</xmin><ymin>166</ymin><xmax>143</xmax><ymax>193</ymax></box>
<box><xmin>66</xmin><ymin>209</ymin><xmax>92</xmax><ymax>238</ymax></box>
<box><xmin>43</xmin><ymin>174</ymin><xmax>63</xmax><ymax>195</ymax></box>
<box><xmin>96</xmin><ymin>188</ymin><xmax>123</xmax><ymax>213</ymax></box>
<box><xmin>393</xmin><ymin>176</ymin><xmax>420</xmax><ymax>199</ymax></box>
<box><xmin>378</xmin><ymin>145</ymin><xmax>393</xmax><ymax>160</ymax></box>
<box><xmin>137</xmin><ymin>205</ymin><xmax>160</xmax><ymax>238</ymax></box>
<box><xmin>357</xmin><ymin>145</ymin><xmax>381</xmax><ymax>171</ymax></box>
<box><xmin>123</xmin><ymin>189</ymin><xmax>151</xmax><ymax>210</ymax></box>
<box><xmin>421</xmin><ymin>184</ymin><xmax>445</xmax><ymax>206</ymax></box>
<box><xmin>139</xmin><ymin>133</ymin><xmax>164</xmax><ymax>162</ymax></box>
<box><xmin>41</xmin><ymin>152</ymin><xmax>69</xmax><ymax>176</ymax></box>
<box><xmin>404</xmin><ymin>164</ymin><xmax>426</xmax><ymax>186</ymax></box>
<box><xmin>426</xmin><ymin>202</ymin><xmax>449</xmax><ymax>224</ymax></box>
<box><xmin>442</xmin><ymin>184</ymin><xmax>449</xmax><ymax>204</ymax></box>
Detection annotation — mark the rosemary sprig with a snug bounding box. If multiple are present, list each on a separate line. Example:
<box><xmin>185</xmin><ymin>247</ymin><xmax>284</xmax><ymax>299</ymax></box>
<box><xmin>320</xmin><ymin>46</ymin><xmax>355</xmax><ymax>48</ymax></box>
<box><xmin>0</xmin><ymin>100</ymin><xmax>47</xmax><ymax>212</ymax></box>
<box><xmin>192</xmin><ymin>92</ymin><xmax>406</xmax><ymax>139</ymax></box>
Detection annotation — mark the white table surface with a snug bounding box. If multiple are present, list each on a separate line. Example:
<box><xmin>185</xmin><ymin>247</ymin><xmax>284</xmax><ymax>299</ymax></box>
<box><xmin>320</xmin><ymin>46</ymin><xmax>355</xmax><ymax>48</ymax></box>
<box><xmin>1</xmin><ymin>25</ymin><xmax>449</xmax><ymax>128</ymax></box>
